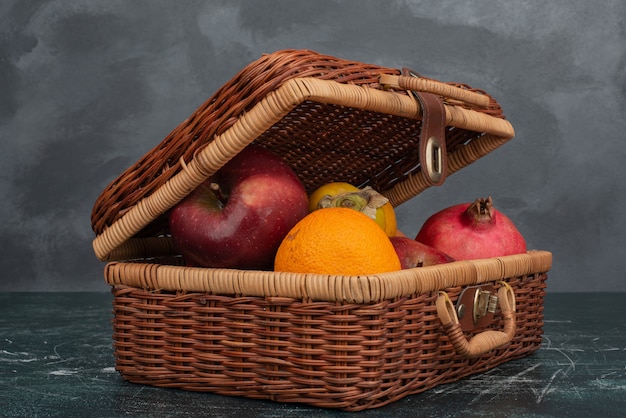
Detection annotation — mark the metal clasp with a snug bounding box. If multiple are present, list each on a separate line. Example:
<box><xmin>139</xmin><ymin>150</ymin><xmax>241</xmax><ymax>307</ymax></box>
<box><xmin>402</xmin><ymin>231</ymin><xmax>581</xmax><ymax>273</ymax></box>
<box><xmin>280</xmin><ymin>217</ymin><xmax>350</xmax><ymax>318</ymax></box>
<box><xmin>425</xmin><ymin>135</ymin><xmax>444</xmax><ymax>184</ymax></box>
<box><xmin>456</xmin><ymin>285</ymin><xmax>499</xmax><ymax>331</ymax></box>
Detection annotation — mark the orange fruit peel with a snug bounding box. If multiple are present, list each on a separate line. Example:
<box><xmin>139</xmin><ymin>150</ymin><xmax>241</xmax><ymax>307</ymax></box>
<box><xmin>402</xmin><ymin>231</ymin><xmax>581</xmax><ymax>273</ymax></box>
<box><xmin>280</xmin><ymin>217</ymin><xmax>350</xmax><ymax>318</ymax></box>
<box><xmin>274</xmin><ymin>207</ymin><xmax>401</xmax><ymax>276</ymax></box>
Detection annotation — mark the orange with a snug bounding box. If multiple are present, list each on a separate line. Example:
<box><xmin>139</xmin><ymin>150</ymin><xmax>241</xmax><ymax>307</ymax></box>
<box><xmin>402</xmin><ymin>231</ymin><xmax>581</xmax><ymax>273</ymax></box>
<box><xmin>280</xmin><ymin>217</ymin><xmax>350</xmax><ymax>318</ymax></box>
<box><xmin>274</xmin><ymin>207</ymin><xmax>401</xmax><ymax>275</ymax></box>
<box><xmin>308</xmin><ymin>182</ymin><xmax>398</xmax><ymax>236</ymax></box>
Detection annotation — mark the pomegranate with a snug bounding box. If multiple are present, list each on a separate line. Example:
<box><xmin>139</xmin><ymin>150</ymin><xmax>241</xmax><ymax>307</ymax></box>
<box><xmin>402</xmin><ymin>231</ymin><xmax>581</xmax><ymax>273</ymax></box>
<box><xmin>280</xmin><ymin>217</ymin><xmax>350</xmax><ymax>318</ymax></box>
<box><xmin>390</xmin><ymin>236</ymin><xmax>454</xmax><ymax>269</ymax></box>
<box><xmin>415</xmin><ymin>197</ymin><xmax>527</xmax><ymax>260</ymax></box>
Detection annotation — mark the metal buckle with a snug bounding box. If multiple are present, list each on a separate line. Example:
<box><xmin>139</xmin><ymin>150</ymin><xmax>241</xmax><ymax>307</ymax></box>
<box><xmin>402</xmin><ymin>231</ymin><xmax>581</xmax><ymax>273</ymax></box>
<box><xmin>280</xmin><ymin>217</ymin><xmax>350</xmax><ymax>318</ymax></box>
<box><xmin>401</xmin><ymin>68</ymin><xmax>447</xmax><ymax>187</ymax></box>
<box><xmin>456</xmin><ymin>285</ymin><xmax>499</xmax><ymax>331</ymax></box>
<box><xmin>424</xmin><ymin>135</ymin><xmax>444</xmax><ymax>184</ymax></box>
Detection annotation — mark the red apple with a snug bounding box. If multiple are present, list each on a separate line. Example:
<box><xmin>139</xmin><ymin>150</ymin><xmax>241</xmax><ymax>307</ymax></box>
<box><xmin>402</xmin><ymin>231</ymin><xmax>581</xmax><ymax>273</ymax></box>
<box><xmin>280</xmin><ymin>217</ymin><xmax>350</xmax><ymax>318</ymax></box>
<box><xmin>390</xmin><ymin>236</ymin><xmax>455</xmax><ymax>269</ymax></box>
<box><xmin>168</xmin><ymin>145</ymin><xmax>309</xmax><ymax>270</ymax></box>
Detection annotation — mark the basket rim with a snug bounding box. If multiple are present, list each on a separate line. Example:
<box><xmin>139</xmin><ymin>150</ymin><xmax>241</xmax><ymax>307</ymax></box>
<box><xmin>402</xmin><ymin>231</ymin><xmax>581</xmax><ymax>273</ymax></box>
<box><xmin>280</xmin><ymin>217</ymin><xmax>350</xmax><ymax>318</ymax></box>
<box><xmin>104</xmin><ymin>250</ymin><xmax>551</xmax><ymax>303</ymax></box>
<box><xmin>92</xmin><ymin>76</ymin><xmax>514</xmax><ymax>262</ymax></box>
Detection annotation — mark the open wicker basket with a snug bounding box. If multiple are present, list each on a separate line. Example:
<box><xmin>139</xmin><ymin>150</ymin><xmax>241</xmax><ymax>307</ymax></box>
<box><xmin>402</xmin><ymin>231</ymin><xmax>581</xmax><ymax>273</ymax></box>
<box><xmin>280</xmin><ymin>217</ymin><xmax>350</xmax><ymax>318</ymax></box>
<box><xmin>91</xmin><ymin>49</ymin><xmax>551</xmax><ymax>411</ymax></box>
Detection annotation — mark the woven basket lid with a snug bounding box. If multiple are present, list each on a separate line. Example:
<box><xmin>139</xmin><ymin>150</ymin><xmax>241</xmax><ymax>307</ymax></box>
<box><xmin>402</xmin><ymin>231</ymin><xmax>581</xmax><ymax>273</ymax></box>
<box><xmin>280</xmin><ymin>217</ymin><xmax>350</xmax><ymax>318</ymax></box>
<box><xmin>90</xmin><ymin>49</ymin><xmax>514</xmax><ymax>262</ymax></box>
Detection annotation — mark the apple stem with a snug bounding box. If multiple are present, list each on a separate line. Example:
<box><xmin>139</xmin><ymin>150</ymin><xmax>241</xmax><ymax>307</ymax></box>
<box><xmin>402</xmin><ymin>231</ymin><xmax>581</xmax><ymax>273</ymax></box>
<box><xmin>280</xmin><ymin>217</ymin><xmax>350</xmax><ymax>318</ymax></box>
<box><xmin>210</xmin><ymin>182</ymin><xmax>227</xmax><ymax>206</ymax></box>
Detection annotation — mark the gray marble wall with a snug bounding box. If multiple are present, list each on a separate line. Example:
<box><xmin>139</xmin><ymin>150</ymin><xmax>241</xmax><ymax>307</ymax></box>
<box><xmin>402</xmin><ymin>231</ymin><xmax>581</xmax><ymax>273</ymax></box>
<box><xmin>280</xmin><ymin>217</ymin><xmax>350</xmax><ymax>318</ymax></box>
<box><xmin>2</xmin><ymin>1</ymin><xmax>624</xmax><ymax>291</ymax></box>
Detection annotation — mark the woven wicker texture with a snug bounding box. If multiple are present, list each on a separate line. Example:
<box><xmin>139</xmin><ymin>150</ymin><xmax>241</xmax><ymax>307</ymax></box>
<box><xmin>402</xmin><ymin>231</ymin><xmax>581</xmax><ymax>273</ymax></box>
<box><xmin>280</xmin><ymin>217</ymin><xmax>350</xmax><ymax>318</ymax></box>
<box><xmin>104</xmin><ymin>251</ymin><xmax>552</xmax><ymax>304</ymax></box>
<box><xmin>90</xmin><ymin>50</ymin><xmax>549</xmax><ymax>410</ymax></box>
<box><xmin>109</xmin><ymin>271</ymin><xmax>547</xmax><ymax>411</ymax></box>
<box><xmin>90</xmin><ymin>49</ymin><xmax>514</xmax><ymax>262</ymax></box>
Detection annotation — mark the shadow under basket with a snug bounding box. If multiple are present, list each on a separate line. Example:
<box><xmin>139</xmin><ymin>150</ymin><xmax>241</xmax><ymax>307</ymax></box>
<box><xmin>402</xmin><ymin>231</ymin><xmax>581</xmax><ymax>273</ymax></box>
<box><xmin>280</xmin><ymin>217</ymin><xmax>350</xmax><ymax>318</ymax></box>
<box><xmin>91</xmin><ymin>49</ymin><xmax>552</xmax><ymax>411</ymax></box>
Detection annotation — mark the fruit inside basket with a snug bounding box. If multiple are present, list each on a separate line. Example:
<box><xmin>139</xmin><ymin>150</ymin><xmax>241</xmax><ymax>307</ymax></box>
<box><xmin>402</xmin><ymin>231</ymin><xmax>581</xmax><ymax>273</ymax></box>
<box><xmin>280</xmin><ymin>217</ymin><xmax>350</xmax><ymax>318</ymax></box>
<box><xmin>90</xmin><ymin>49</ymin><xmax>551</xmax><ymax>411</ymax></box>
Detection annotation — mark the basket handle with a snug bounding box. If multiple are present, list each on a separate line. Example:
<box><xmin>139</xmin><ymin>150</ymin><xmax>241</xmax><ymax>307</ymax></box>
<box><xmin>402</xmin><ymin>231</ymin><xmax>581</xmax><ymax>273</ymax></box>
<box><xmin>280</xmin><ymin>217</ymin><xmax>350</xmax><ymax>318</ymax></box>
<box><xmin>436</xmin><ymin>282</ymin><xmax>516</xmax><ymax>358</ymax></box>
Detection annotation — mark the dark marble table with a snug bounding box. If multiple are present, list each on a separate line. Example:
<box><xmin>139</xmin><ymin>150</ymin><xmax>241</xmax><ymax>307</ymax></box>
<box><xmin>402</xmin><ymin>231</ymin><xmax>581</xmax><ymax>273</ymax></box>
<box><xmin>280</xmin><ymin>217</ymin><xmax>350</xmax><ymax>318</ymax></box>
<box><xmin>1</xmin><ymin>292</ymin><xmax>625</xmax><ymax>417</ymax></box>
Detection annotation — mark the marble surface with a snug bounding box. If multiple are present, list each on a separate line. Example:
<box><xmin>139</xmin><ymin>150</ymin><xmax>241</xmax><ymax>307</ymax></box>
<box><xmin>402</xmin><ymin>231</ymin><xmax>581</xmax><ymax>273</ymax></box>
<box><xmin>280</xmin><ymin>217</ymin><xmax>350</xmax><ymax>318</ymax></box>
<box><xmin>1</xmin><ymin>292</ymin><xmax>625</xmax><ymax>417</ymax></box>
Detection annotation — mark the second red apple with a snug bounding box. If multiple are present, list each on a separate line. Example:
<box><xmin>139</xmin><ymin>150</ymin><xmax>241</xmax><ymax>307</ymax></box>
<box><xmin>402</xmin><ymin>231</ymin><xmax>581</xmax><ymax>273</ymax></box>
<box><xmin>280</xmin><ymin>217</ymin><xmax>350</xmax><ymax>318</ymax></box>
<box><xmin>390</xmin><ymin>236</ymin><xmax>455</xmax><ymax>269</ymax></box>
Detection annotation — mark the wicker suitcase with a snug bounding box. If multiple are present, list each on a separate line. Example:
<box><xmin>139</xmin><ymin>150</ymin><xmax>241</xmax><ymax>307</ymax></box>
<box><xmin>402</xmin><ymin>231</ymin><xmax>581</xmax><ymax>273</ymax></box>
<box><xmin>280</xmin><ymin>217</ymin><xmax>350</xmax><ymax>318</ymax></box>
<box><xmin>91</xmin><ymin>49</ymin><xmax>551</xmax><ymax>411</ymax></box>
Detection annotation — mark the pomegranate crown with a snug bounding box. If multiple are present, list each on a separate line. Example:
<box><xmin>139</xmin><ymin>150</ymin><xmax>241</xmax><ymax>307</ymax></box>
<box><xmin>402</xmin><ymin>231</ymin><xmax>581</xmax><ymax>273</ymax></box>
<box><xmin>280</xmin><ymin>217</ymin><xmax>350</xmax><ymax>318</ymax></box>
<box><xmin>466</xmin><ymin>196</ymin><xmax>495</xmax><ymax>225</ymax></box>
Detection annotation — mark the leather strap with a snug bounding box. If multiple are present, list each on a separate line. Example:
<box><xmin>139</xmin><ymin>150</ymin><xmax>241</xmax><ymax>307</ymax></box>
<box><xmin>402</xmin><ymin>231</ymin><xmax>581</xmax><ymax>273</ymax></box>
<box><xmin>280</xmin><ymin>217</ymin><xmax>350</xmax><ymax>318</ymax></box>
<box><xmin>402</xmin><ymin>68</ymin><xmax>448</xmax><ymax>186</ymax></box>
